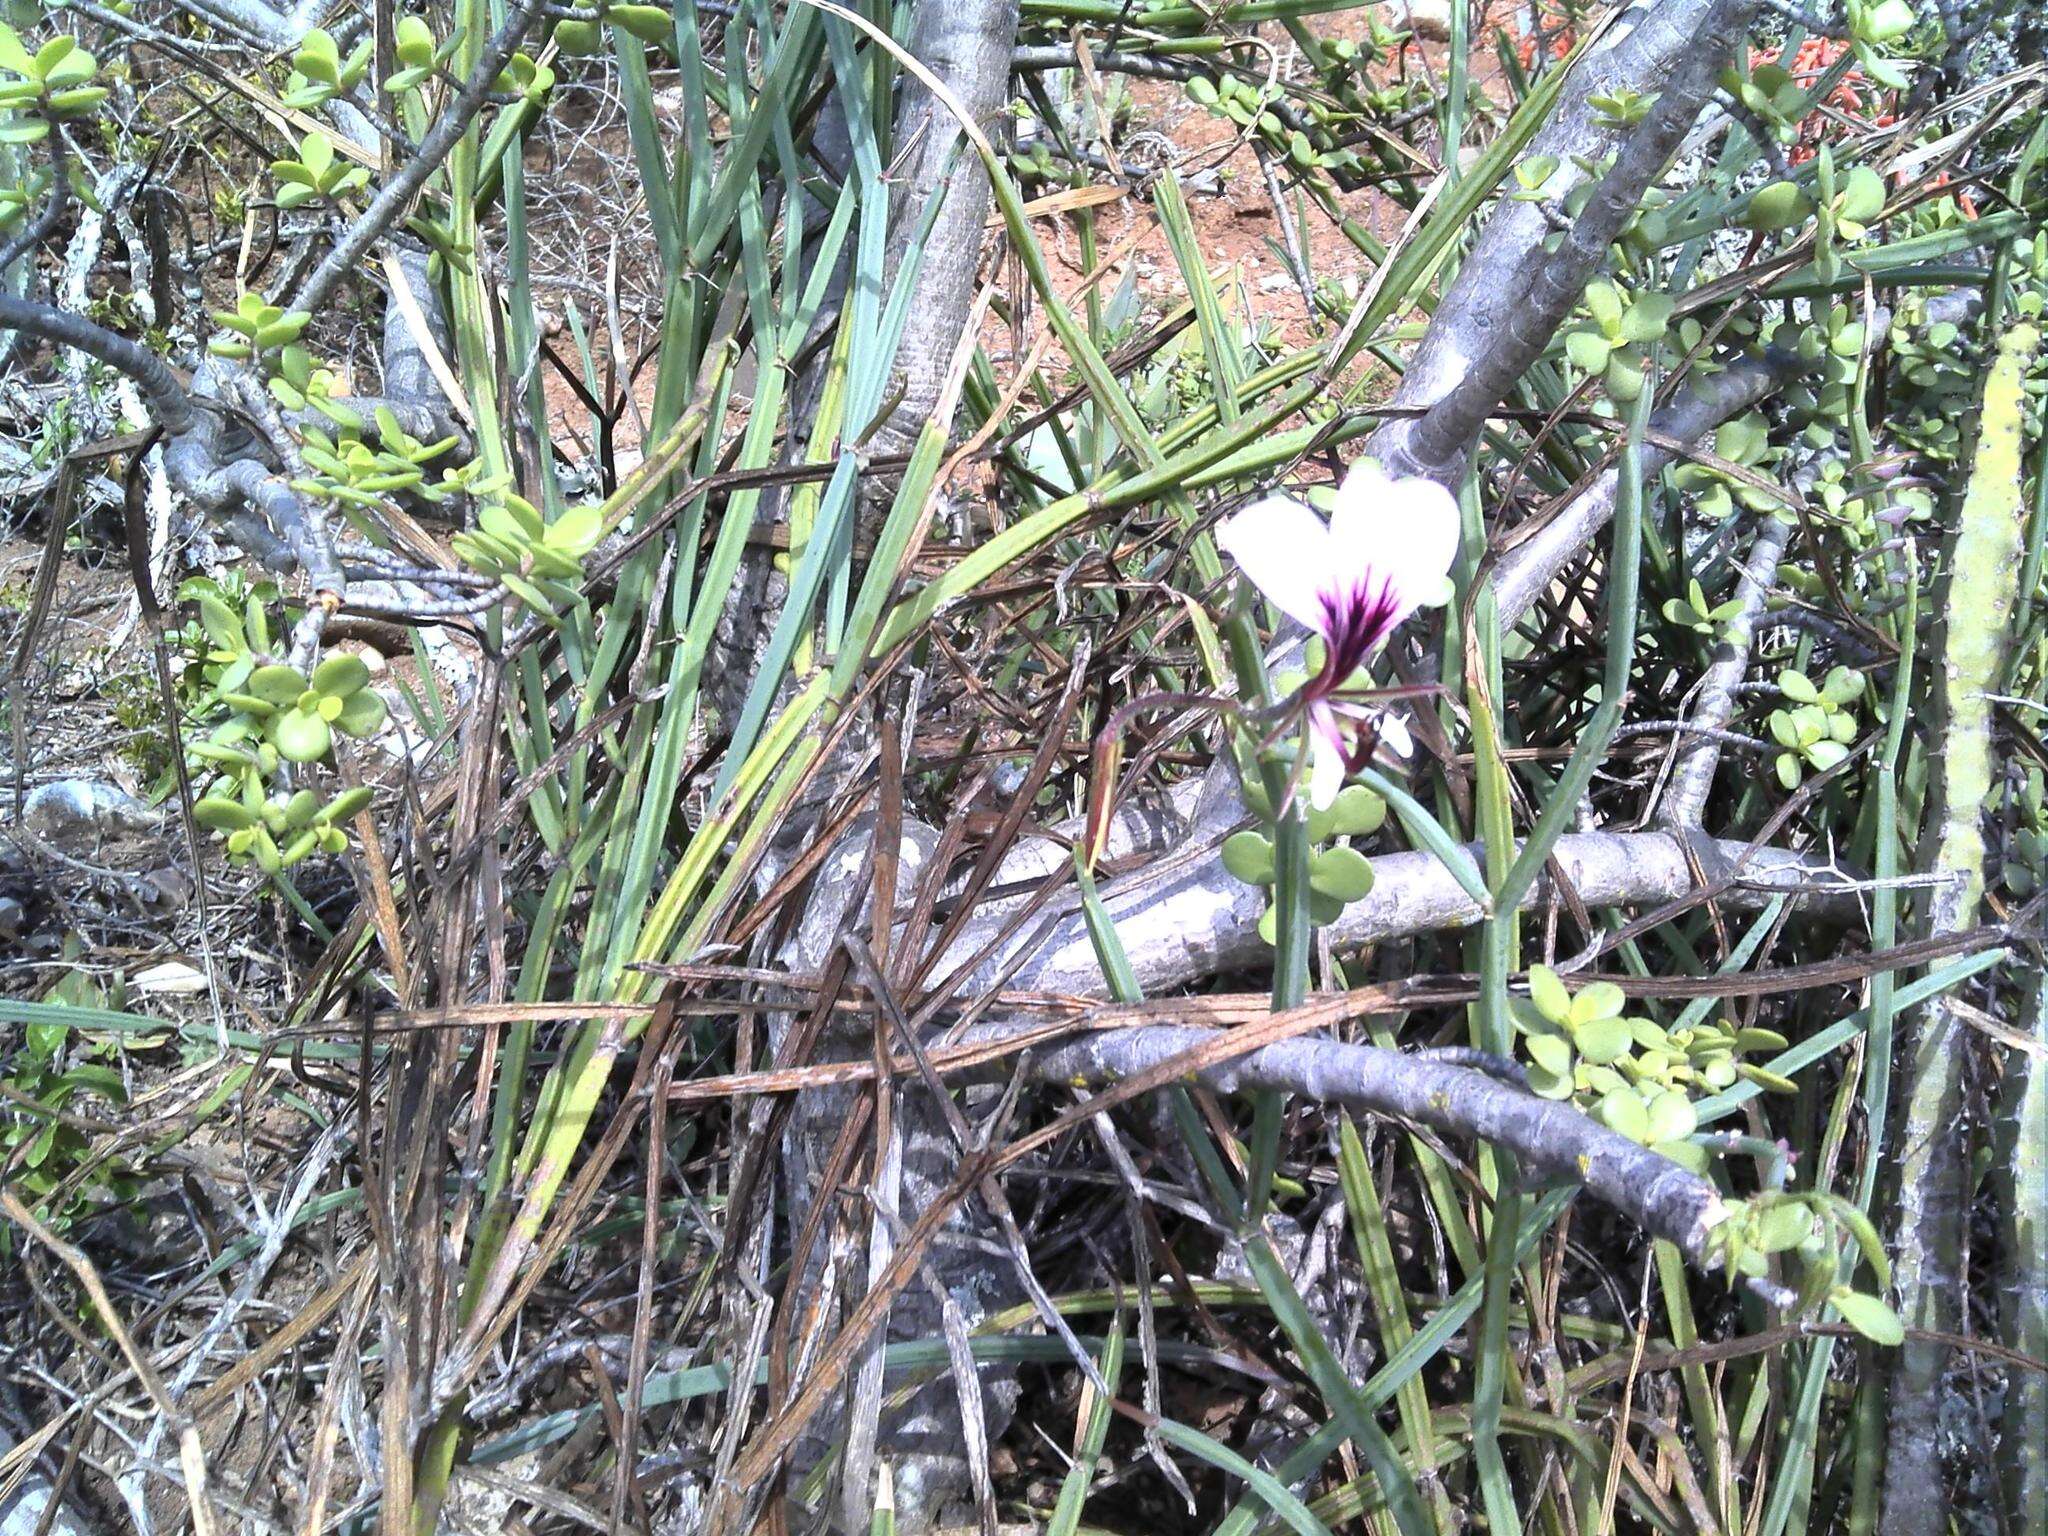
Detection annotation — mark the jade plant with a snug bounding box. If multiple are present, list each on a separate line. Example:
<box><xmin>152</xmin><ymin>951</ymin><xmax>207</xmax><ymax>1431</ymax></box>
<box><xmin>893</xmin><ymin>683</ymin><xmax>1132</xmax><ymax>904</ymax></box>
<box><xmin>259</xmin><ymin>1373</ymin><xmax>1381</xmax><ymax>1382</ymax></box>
<box><xmin>1563</xmin><ymin>279</ymin><xmax>1673</xmax><ymax>404</ymax></box>
<box><xmin>1514</xmin><ymin>964</ymin><xmax>1794</xmax><ymax>1172</ymax></box>
<box><xmin>1225</xmin><ymin>780</ymin><xmax>1388</xmax><ymax>944</ymax></box>
<box><xmin>1671</xmin><ymin>412</ymin><xmax>1779</xmax><ymax>520</ymax></box>
<box><xmin>181</xmin><ymin>598</ymin><xmax>390</xmax><ymax>871</ymax></box>
<box><xmin>1766</xmin><ymin>665</ymin><xmax>1863</xmax><ymax>787</ymax></box>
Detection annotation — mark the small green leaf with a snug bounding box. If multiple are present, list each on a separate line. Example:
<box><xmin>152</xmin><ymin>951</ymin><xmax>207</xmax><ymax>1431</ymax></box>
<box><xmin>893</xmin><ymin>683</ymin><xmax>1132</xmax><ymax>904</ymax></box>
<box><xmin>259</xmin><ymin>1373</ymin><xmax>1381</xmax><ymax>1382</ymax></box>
<box><xmin>1756</xmin><ymin>1202</ymin><xmax>1815</xmax><ymax>1253</ymax></box>
<box><xmin>1308</xmin><ymin>845</ymin><xmax>1375</xmax><ymax>902</ymax></box>
<box><xmin>248</xmin><ymin>664</ymin><xmax>307</xmax><ymax>704</ymax></box>
<box><xmin>1526</xmin><ymin>1032</ymin><xmax>1573</xmax><ymax>1077</ymax></box>
<box><xmin>1222</xmin><ymin>830</ymin><xmax>1277</xmax><ymax>886</ymax></box>
<box><xmin>1528</xmin><ymin>965</ymin><xmax>1571</xmax><ymax>1024</ymax></box>
<box><xmin>193</xmin><ymin>796</ymin><xmax>259</xmax><ymax>831</ymax></box>
<box><xmin>1644</xmin><ymin>1090</ymin><xmax>1697</xmax><ymax>1144</ymax></box>
<box><xmin>1831</xmin><ymin>1288</ymin><xmax>1904</xmax><ymax>1346</ymax></box>
<box><xmin>1597</xmin><ymin>1089</ymin><xmax>1651</xmax><ymax>1143</ymax></box>
<box><xmin>1328</xmin><ymin>783</ymin><xmax>1386</xmax><ymax>837</ymax></box>
<box><xmin>1569</xmin><ymin>981</ymin><xmax>1626</xmax><ymax>1026</ymax></box>
<box><xmin>270</xmin><ymin>707</ymin><xmax>333</xmax><ymax>763</ymax></box>
<box><xmin>311</xmin><ymin>653</ymin><xmax>370</xmax><ymax>698</ymax></box>
<box><xmin>1574</xmin><ymin>1015</ymin><xmax>1633</xmax><ymax>1064</ymax></box>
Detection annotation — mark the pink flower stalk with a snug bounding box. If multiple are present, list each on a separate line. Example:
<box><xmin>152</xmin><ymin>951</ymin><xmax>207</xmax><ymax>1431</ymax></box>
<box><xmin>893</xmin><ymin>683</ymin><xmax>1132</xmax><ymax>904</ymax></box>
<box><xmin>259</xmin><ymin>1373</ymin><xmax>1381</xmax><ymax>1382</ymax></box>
<box><xmin>1218</xmin><ymin>458</ymin><xmax>1461</xmax><ymax>808</ymax></box>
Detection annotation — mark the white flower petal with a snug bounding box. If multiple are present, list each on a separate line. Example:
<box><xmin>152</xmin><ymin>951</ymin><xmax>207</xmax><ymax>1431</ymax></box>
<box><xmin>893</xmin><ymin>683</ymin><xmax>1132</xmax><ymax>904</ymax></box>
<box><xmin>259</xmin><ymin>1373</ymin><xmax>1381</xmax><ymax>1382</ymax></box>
<box><xmin>1328</xmin><ymin>457</ymin><xmax>1463</xmax><ymax>612</ymax></box>
<box><xmin>1375</xmin><ymin>710</ymin><xmax>1415</xmax><ymax>760</ymax></box>
<box><xmin>1218</xmin><ymin>494</ymin><xmax>1337</xmax><ymax>635</ymax></box>
<box><xmin>1306</xmin><ymin>703</ymin><xmax>1347</xmax><ymax>810</ymax></box>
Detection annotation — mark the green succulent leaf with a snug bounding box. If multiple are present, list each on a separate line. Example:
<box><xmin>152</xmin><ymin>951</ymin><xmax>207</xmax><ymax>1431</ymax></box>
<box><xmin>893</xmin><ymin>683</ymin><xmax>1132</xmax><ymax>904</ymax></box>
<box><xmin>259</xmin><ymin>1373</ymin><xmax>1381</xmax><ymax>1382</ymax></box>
<box><xmin>1308</xmin><ymin>845</ymin><xmax>1375</xmax><ymax>902</ymax></box>
<box><xmin>1830</xmin><ymin>1288</ymin><xmax>1905</xmax><ymax>1346</ymax></box>
<box><xmin>1221</xmin><ymin>830</ymin><xmax>1277</xmax><ymax>886</ymax></box>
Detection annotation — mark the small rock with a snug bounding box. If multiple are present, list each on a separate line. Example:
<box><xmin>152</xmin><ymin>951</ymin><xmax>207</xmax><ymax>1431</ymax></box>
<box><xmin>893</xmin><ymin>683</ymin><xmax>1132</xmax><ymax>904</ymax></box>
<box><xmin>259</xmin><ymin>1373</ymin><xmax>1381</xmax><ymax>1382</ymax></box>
<box><xmin>19</xmin><ymin>780</ymin><xmax>161</xmax><ymax>842</ymax></box>
<box><xmin>133</xmin><ymin>960</ymin><xmax>209</xmax><ymax>995</ymax></box>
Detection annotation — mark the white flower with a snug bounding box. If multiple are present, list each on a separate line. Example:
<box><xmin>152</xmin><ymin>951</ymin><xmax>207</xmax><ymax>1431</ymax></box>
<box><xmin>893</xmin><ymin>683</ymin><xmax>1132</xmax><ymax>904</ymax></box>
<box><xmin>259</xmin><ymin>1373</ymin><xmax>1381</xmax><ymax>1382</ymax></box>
<box><xmin>1217</xmin><ymin>458</ymin><xmax>1460</xmax><ymax>808</ymax></box>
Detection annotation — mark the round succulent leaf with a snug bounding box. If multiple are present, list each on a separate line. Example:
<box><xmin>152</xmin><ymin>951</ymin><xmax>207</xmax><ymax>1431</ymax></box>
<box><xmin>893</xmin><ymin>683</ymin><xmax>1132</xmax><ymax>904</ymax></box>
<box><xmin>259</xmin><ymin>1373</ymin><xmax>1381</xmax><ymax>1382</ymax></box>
<box><xmin>1569</xmin><ymin>981</ymin><xmax>1626</xmax><ymax>1026</ymax></box>
<box><xmin>1240</xmin><ymin>775</ymin><xmax>1275</xmax><ymax>819</ymax></box>
<box><xmin>193</xmin><ymin>796</ymin><xmax>259</xmax><ymax>831</ymax></box>
<box><xmin>526</xmin><ymin>545</ymin><xmax>584</xmax><ymax>581</ymax></box>
<box><xmin>608</xmin><ymin>4</ymin><xmax>673</xmax><ymax>42</ymax></box>
<box><xmin>1328</xmin><ymin>784</ymin><xmax>1386</xmax><ymax>836</ymax></box>
<box><xmin>1256</xmin><ymin>903</ymin><xmax>1278</xmax><ymax>947</ymax></box>
<box><xmin>1527</xmin><ymin>1063</ymin><xmax>1575</xmax><ymax>1100</ymax></box>
<box><xmin>1573</xmin><ymin>1014</ymin><xmax>1633</xmax><ymax>1064</ymax></box>
<box><xmin>1654</xmin><ymin>1138</ymin><xmax>1709</xmax><ymax>1173</ymax></box>
<box><xmin>1739</xmin><ymin>180</ymin><xmax>1814</xmax><ymax>231</ymax></box>
<box><xmin>1308</xmin><ymin>845</ymin><xmax>1374</xmax><ymax>902</ymax></box>
<box><xmin>1597</xmin><ymin>1088</ymin><xmax>1652</xmax><ymax>1143</ymax></box>
<box><xmin>1806</xmin><ymin>739</ymin><xmax>1850</xmax><ymax>771</ymax></box>
<box><xmin>547</xmin><ymin>503</ymin><xmax>603</xmax><ymax>556</ymax></box>
<box><xmin>1304</xmin><ymin>802</ymin><xmax>1337</xmax><ymax>844</ymax></box>
<box><xmin>1755</xmin><ymin>1201</ymin><xmax>1815</xmax><ymax>1253</ymax></box>
<box><xmin>270</xmin><ymin>707</ymin><xmax>333</xmax><ymax>763</ymax></box>
<box><xmin>1307</xmin><ymin>889</ymin><xmax>1347</xmax><ymax>926</ymax></box>
<box><xmin>1644</xmin><ymin>1090</ymin><xmax>1698</xmax><ymax>1144</ymax></box>
<box><xmin>1737</xmin><ymin>1062</ymin><xmax>1800</xmax><ymax>1094</ymax></box>
<box><xmin>311</xmin><ymin>653</ymin><xmax>370</xmax><ymax>697</ymax></box>
<box><xmin>1565</xmin><ymin>329</ymin><xmax>1613</xmax><ymax>373</ymax></box>
<box><xmin>1603</xmin><ymin>352</ymin><xmax>1645</xmax><ymax>402</ymax></box>
<box><xmin>1579</xmin><ymin>1063</ymin><xmax>1629</xmax><ymax>1096</ymax></box>
<box><xmin>1525</xmin><ymin>1032</ymin><xmax>1573</xmax><ymax>1077</ymax></box>
<box><xmin>249</xmin><ymin>663</ymin><xmax>307</xmax><ymax>704</ymax></box>
<box><xmin>188</xmin><ymin>740</ymin><xmax>256</xmax><ymax>767</ymax></box>
<box><xmin>1735</xmin><ymin>1026</ymin><xmax>1788</xmax><ymax>1053</ymax></box>
<box><xmin>322</xmin><ymin>786</ymin><xmax>374</xmax><ymax>823</ymax></box>
<box><xmin>334</xmin><ymin>688</ymin><xmax>387</xmax><ymax>736</ymax></box>
<box><xmin>280</xmin><ymin>829</ymin><xmax>320</xmax><ymax>866</ymax></box>
<box><xmin>283</xmin><ymin>789</ymin><xmax>322</xmax><ymax>828</ymax></box>
<box><xmin>1221</xmin><ymin>830</ymin><xmax>1276</xmax><ymax>885</ymax></box>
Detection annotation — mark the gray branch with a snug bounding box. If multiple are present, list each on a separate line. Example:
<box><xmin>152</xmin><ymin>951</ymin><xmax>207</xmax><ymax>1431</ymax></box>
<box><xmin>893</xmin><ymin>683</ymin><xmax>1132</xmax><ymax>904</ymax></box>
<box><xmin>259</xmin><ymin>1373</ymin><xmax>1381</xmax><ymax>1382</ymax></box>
<box><xmin>1658</xmin><ymin>512</ymin><xmax>1792</xmax><ymax>827</ymax></box>
<box><xmin>289</xmin><ymin>0</ymin><xmax>549</xmax><ymax>316</ymax></box>
<box><xmin>936</xmin><ymin>828</ymin><xmax>1857</xmax><ymax>1003</ymax></box>
<box><xmin>1368</xmin><ymin>0</ymin><xmax>1762</xmax><ymax>484</ymax></box>
<box><xmin>973</xmin><ymin>1022</ymin><xmax>1754</xmax><ymax>1277</ymax></box>
<box><xmin>0</xmin><ymin>292</ymin><xmax>195</xmax><ymax>434</ymax></box>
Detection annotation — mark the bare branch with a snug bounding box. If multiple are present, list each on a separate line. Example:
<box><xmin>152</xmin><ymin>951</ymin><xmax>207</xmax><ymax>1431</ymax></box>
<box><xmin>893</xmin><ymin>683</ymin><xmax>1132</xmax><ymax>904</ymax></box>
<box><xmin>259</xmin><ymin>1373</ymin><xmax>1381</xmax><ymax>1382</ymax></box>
<box><xmin>289</xmin><ymin>0</ymin><xmax>549</xmax><ymax>316</ymax></box>
<box><xmin>1659</xmin><ymin>513</ymin><xmax>1792</xmax><ymax>827</ymax></box>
